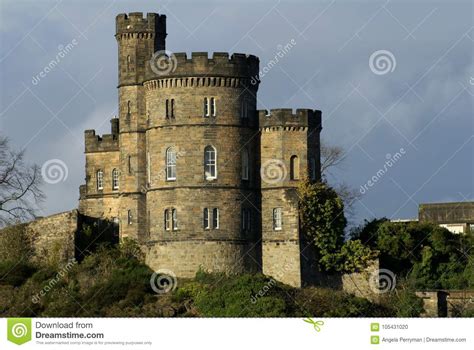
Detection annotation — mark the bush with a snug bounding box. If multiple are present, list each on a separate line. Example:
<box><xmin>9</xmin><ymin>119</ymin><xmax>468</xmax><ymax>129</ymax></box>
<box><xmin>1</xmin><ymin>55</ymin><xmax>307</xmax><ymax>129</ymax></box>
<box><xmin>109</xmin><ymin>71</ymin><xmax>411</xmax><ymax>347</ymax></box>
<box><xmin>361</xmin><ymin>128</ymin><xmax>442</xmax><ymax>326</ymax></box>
<box><xmin>0</xmin><ymin>261</ymin><xmax>36</xmax><ymax>287</ymax></box>
<box><xmin>193</xmin><ymin>273</ymin><xmax>288</xmax><ymax>317</ymax></box>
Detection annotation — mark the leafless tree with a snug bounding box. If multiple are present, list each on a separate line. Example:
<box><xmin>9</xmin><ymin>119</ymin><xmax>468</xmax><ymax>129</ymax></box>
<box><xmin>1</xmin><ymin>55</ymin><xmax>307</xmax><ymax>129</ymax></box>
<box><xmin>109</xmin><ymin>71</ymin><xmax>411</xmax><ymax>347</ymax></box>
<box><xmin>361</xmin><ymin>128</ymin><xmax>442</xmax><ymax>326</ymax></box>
<box><xmin>320</xmin><ymin>140</ymin><xmax>360</xmax><ymax>220</ymax></box>
<box><xmin>0</xmin><ymin>136</ymin><xmax>44</xmax><ymax>227</ymax></box>
<box><xmin>320</xmin><ymin>142</ymin><xmax>346</xmax><ymax>176</ymax></box>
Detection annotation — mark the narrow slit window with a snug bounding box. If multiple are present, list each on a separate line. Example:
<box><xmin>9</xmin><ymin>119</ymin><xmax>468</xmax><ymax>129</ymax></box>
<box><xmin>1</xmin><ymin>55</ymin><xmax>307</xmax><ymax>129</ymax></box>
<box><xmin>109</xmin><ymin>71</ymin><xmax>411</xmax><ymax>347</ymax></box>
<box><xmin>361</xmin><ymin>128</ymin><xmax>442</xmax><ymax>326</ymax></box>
<box><xmin>212</xmin><ymin>208</ymin><xmax>219</xmax><ymax>229</ymax></box>
<box><xmin>273</xmin><ymin>208</ymin><xmax>282</xmax><ymax>231</ymax></box>
<box><xmin>203</xmin><ymin>208</ymin><xmax>210</xmax><ymax>229</ymax></box>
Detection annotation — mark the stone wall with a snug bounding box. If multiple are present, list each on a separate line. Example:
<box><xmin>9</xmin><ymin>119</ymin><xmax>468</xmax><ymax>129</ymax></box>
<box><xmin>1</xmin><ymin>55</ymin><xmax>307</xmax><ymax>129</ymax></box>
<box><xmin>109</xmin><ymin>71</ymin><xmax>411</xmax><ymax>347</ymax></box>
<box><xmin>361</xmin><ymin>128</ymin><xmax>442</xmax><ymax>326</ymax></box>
<box><xmin>144</xmin><ymin>240</ymin><xmax>258</xmax><ymax>278</ymax></box>
<box><xmin>24</xmin><ymin>210</ymin><xmax>78</xmax><ymax>265</ymax></box>
<box><xmin>341</xmin><ymin>260</ymin><xmax>379</xmax><ymax>302</ymax></box>
<box><xmin>416</xmin><ymin>290</ymin><xmax>474</xmax><ymax>317</ymax></box>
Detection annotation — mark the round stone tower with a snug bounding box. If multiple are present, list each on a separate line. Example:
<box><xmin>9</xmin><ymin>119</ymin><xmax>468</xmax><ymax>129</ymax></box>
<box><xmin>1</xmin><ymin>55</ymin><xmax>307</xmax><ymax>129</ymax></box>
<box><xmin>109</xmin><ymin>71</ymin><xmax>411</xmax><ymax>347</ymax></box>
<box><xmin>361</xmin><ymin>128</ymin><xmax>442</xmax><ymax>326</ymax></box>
<box><xmin>115</xmin><ymin>13</ymin><xmax>166</xmax><ymax>241</ymax></box>
<box><xmin>143</xmin><ymin>52</ymin><xmax>261</xmax><ymax>276</ymax></box>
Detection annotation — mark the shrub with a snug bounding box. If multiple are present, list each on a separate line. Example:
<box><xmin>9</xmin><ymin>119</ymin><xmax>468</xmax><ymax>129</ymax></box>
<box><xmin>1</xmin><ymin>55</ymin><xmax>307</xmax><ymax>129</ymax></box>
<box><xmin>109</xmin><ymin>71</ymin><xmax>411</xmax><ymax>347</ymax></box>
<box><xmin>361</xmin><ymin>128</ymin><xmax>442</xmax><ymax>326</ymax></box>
<box><xmin>0</xmin><ymin>261</ymin><xmax>36</xmax><ymax>287</ymax></box>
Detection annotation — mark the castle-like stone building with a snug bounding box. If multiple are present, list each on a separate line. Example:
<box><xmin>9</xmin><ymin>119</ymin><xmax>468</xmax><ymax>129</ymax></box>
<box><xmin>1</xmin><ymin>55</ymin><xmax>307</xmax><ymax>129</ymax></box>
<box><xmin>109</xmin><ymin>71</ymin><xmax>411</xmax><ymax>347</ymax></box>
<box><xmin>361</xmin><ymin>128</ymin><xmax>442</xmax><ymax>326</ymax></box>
<box><xmin>78</xmin><ymin>12</ymin><xmax>322</xmax><ymax>287</ymax></box>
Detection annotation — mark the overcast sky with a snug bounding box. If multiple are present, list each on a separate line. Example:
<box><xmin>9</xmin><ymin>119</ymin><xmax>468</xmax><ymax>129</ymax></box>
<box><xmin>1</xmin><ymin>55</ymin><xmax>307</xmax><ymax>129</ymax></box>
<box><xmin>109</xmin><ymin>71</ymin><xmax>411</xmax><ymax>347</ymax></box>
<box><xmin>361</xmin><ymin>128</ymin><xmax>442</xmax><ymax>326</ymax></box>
<box><xmin>0</xmin><ymin>0</ymin><xmax>472</xmax><ymax>226</ymax></box>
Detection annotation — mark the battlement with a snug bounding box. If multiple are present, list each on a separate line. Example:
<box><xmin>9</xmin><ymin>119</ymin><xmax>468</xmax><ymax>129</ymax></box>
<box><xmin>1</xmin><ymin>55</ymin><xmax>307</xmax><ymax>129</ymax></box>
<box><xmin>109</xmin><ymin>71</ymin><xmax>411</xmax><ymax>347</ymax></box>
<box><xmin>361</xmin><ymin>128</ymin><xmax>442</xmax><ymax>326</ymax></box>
<box><xmin>258</xmin><ymin>109</ymin><xmax>322</xmax><ymax>129</ymax></box>
<box><xmin>84</xmin><ymin>130</ymin><xmax>119</xmax><ymax>153</ymax></box>
<box><xmin>116</xmin><ymin>12</ymin><xmax>166</xmax><ymax>34</ymax></box>
<box><xmin>145</xmin><ymin>52</ymin><xmax>259</xmax><ymax>82</ymax></box>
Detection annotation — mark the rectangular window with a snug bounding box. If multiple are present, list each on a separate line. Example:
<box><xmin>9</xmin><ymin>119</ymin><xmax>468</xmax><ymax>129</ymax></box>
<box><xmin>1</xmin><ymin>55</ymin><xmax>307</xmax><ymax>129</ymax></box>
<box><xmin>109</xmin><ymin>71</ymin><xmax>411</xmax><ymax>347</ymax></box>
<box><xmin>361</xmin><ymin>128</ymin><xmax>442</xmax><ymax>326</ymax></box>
<box><xmin>310</xmin><ymin>158</ymin><xmax>316</xmax><ymax>181</ymax></box>
<box><xmin>166</xmin><ymin>148</ymin><xmax>177</xmax><ymax>181</ymax></box>
<box><xmin>241</xmin><ymin>208</ymin><xmax>251</xmax><ymax>231</ymax></box>
<box><xmin>204</xmin><ymin>97</ymin><xmax>209</xmax><ymax>117</ymax></box>
<box><xmin>210</xmin><ymin>97</ymin><xmax>216</xmax><ymax>116</ymax></box>
<box><xmin>164</xmin><ymin>209</ymin><xmax>170</xmax><ymax>231</ymax></box>
<box><xmin>212</xmin><ymin>208</ymin><xmax>219</xmax><ymax>229</ymax></box>
<box><xmin>97</xmin><ymin>171</ymin><xmax>104</xmax><ymax>190</ymax></box>
<box><xmin>128</xmin><ymin>210</ymin><xmax>133</xmax><ymax>225</ymax></box>
<box><xmin>147</xmin><ymin>152</ymin><xmax>151</xmax><ymax>184</ymax></box>
<box><xmin>204</xmin><ymin>146</ymin><xmax>217</xmax><ymax>180</ymax></box>
<box><xmin>241</xmin><ymin>99</ymin><xmax>248</xmax><ymax>119</ymax></box>
<box><xmin>203</xmin><ymin>208</ymin><xmax>210</xmax><ymax>229</ymax></box>
<box><xmin>172</xmin><ymin>208</ymin><xmax>178</xmax><ymax>231</ymax></box>
<box><xmin>166</xmin><ymin>99</ymin><xmax>169</xmax><ymax>119</ymax></box>
<box><xmin>171</xmin><ymin>99</ymin><xmax>175</xmax><ymax>118</ymax></box>
<box><xmin>273</xmin><ymin>208</ymin><xmax>282</xmax><ymax>231</ymax></box>
<box><xmin>112</xmin><ymin>169</ymin><xmax>119</xmax><ymax>190</ymax></box>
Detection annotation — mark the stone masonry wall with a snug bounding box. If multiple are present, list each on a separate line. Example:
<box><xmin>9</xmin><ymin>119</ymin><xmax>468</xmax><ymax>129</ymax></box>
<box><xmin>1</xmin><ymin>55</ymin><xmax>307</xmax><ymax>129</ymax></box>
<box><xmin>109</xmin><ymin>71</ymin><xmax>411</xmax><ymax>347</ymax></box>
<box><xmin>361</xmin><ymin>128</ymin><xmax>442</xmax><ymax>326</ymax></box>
<box><xmin>24</xmin><ymin>210</ymin><xmax>78</xmax><ymax>265</ymax></box>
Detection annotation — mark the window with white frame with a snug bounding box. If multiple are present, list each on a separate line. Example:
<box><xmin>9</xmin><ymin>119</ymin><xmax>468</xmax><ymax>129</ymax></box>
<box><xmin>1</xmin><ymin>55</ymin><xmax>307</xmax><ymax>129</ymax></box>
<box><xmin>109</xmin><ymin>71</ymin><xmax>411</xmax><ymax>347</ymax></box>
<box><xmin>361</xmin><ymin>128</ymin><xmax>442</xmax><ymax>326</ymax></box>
<box><xmin>172</xmin><ymin>208</ymin><xmax>178</xmax><ymax>230</ymax></box>
<box><xmin>166</xmin><ymin>147</ymin><xmax>177</xmax><ymax>180</ymax></box>
<box><xmin>204</xmin><ymin>145</ymin><xmax>217</xmax><ymax>180</ymax></box>
<box><xmin>164</xmin><ymin>209</ymin><xmax>170</xmax><ymax>231</ymax></box>
<box><xmin>273</xmin><ymin>208</ymin><xmax>282</xmax><ymax>230</ymax></box>
<box><xmin>241</xmin><ymin>148</ymin><xmax>249</xmax><ymax>180</ymax></box>
<box><xmin>204</xmin><ymin>97</ymin><xmax>216</xmax><ymax>117</ymax></box>
<box><xmin>290</xmin><ymin>155</ymin><xmax>299</xmax><ymax>180</ymax></box>
<box><xmin>97</xmin><ymin>170</ymin><xmax>104</xmax><ymax>190</ymax></box>
<box><xmin>166</xmin><ymin>99</ymin><xmax>175</xmax><ymax>119</ymax></box>
<box><xmin>203</xmin><ymin>208</ymin><xmax>210</xmax><ymax>229</ymax></box>
<box><xmin>112</xmin><ymin>168</ymin><xmax>119</xmax><ymax>190</ymax></box>
<box><xmin>210</xmin><ymin>97</ymin><xmax>216</xmax><ymax>116</ymax></box>
<box><xmin>212</xmin><ymin>208</ymin><xmax>219</xmax><ymax>229</ymax></box>
<box><xmin>203</xmin><ymin>97</ymin><xmax>209</xmax><ymax>117</ymax></box>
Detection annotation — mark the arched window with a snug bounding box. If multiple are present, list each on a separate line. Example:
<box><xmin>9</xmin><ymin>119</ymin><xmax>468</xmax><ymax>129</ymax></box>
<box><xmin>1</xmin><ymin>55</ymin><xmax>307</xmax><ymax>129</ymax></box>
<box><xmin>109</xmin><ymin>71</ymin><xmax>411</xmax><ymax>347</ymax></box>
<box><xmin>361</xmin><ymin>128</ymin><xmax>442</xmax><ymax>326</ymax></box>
<box><xmin>97</xmin><ymin>170</ymin><xmax>104</xmax><ymax>190</ymax></box>
<box><xmin>166</xmin><ymin>147</ymin><xmax>177</xmax><ymax>180</ymax></box>
<box><xmin>128</xmin><ymin>155</ymin><xmax>132</xmax><ymax>174</ymax></box>
<box><xmin>290</xmin><ymin>155</ymin><xmax>299</xmax><ymax>180</ymax></box>
<box><xmin>203</xmin><ymin>97</ymin><xmax>209</xmax><ymax>117</ymax></box>
<box><xmin>112</xmin><ymin>168</ymin><xmax>119</xmax><ymax>190</ymax></box>
<box><xmin>204</xmin><ymin>146</ymin><xmax>217</xmax><ymax>180</ymax></box>
<box><xmin>241</xmin><ymin>148</ymin><xmax>249</xmax><ymax>180</ymax></box>
<box><xmin>127</xmin><ymin>55</ymin><xmax>131</xmax><ymax>71</ymax></box>
<box><xmin>273</xmin><ymin>208</ymin><xmax>282</xmax><ymax>231</ymax></box>
<box><xmin>127</xmin><ymin>101</ymin><xmax>131</xmax><ymax>115</ymax></box>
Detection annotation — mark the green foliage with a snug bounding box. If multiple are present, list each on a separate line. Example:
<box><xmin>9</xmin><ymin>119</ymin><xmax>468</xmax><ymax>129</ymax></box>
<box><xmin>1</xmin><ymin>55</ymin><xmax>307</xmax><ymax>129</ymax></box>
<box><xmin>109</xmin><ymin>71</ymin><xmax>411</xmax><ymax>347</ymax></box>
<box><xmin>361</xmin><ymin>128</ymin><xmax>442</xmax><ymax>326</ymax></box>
<box><xmin>293</xmin><ymin>287</ymin><xmax>391</xmax><ymax>317</ymax></box>
<box><xmin>379</xmin><ymin>284</ymin><xmax>424</xmax><ymax>317</ymax></box>
<box><xmin>193</xmin><ymin>272</ymin><xmax>288</xmax><ymax>317</ymax></box>
<box><xmin>298</xmin><ymin>180</ymin><xmax>347</xmax><ymax>272</ymax></box>
<box><xmin>335</xmin><ymin>240</ymin><xmax>378</xmax><ymax>273</ymax></box>
<box><xmin>0</xmin><ymin>224</ymin><xmax>32</xmax><ymax>262</ymax></box>
<box><xmin>352</xmin><ymin>220</ymin><xmax>473</xmax><ymax>290</ymax></box>
<box><xmin>0</xmin><ymin>261</ymin><xmax>36</xmax><ymax>286</ymax></box>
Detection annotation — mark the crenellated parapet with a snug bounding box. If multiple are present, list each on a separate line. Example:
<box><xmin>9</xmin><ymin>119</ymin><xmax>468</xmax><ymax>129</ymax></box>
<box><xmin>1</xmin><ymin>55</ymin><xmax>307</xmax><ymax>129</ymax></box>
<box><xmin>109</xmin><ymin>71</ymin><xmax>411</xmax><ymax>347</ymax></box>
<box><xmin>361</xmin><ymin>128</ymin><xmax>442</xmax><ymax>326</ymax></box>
<box><xmin>258</xmin><ymin>109</ymin><xmax>322</xmax><ymax>131</ymax></box>
<box><xmin>145</xmin><ymin>52</ymin><xmax>259</xmax><ymax>85</ymax></box>
<box><xmin>84</xmin><ymin>130</ymin><xmax>119</xmax><ymax>153</ymax></box>
<box><xmin>115</xmin><ymin>12</ymin><xmax>166</xmax><ymax>38</ymax></box>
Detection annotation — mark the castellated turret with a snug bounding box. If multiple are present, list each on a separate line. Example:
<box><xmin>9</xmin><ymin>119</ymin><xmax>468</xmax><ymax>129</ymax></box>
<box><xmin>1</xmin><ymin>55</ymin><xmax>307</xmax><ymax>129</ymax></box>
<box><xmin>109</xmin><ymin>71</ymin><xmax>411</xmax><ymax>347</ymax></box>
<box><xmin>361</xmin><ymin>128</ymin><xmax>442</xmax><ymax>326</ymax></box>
<box><xmin>79</xmin><ymin>12</ymin><xmax>322</xmax><ymax>287</ymax></box>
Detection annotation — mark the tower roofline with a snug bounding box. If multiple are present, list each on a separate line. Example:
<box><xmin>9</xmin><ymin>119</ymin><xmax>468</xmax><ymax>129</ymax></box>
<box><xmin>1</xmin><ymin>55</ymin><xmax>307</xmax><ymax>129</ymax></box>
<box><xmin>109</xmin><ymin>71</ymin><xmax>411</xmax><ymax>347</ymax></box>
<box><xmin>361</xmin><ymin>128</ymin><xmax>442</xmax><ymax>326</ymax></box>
<box><xmin>145</xmin><ymin>52</ymin><xmax>260</xmax><ymax>81</ymax></box>
<box><xmin>258</xmin><ymin>109</ymin><xmax>322</xmax><ymax>129</ymax></box>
